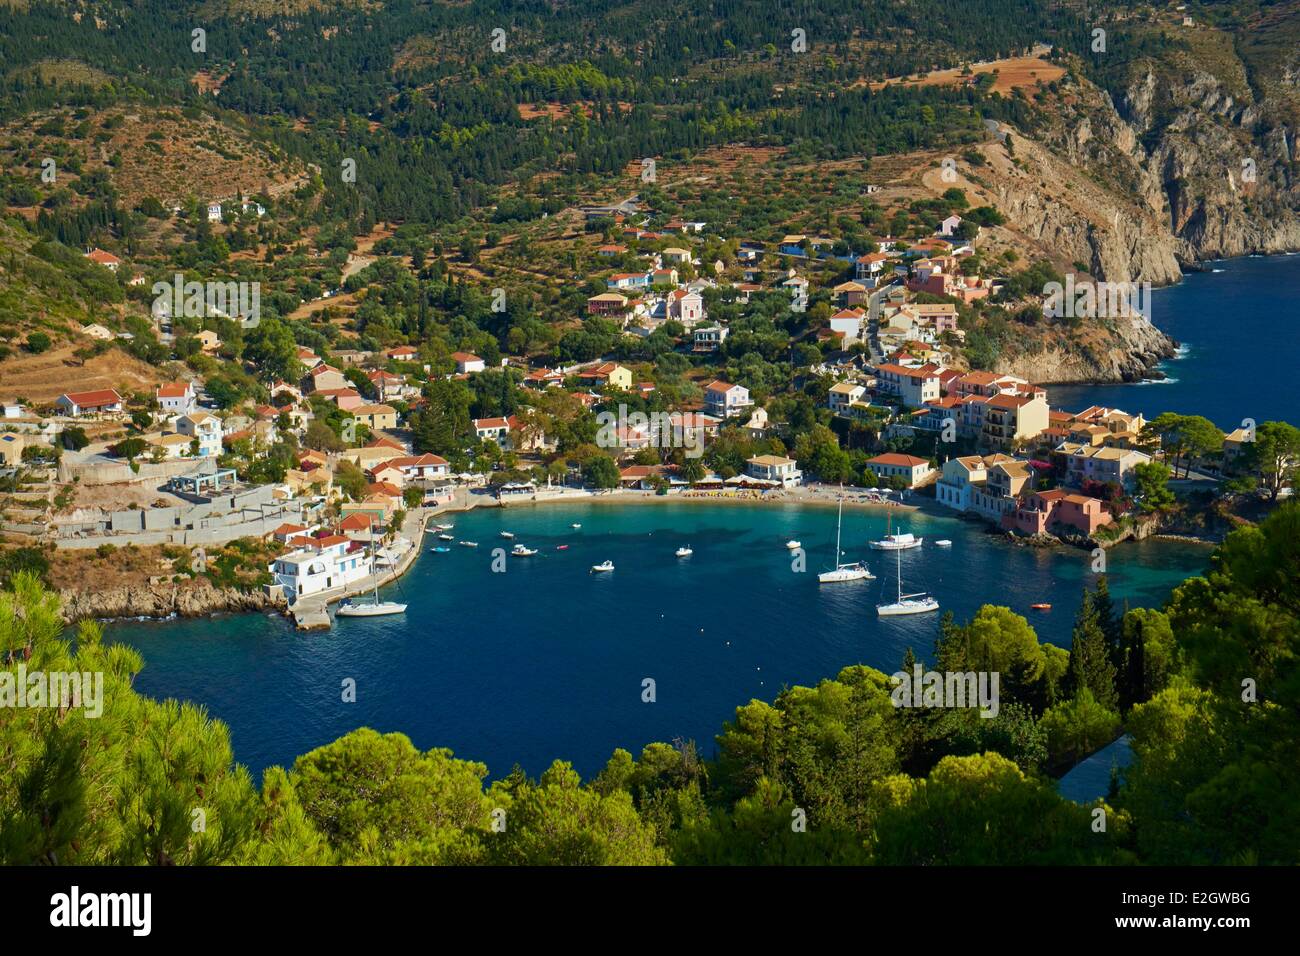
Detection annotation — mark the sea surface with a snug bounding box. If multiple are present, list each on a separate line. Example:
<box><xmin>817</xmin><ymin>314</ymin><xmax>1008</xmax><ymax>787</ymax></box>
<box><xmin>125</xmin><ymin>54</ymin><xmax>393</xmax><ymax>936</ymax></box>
<box><xmin>1049</xmin><ymin>254</ymin><xmax>1300</xmax><ymax>428</ymax></box>
<box><xmin>104</xmin><ymin>501</ymin><xmax>1208</xmax><ymax>781</ymax></box>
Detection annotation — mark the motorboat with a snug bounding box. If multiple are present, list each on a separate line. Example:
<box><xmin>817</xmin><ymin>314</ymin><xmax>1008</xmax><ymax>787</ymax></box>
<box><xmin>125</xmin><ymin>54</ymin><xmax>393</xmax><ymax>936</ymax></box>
<box><xmin>511</xmin><ymin>544</ymin><xmax>538</xmax><ymax>557</ymax></box>
<box><xmin>676</xmin><ymin>546</ymin><xmax>693</xmax><ymax>558</ymax></box>
<box><xmin>458</xmin><ymin>541</ymin><xmax>478</xmax><ymax>548</ymax></box>
<box><xmin>1030</xmin><ymin>603</ymin><xmax>1052</xmax><ymax>611</ymax></box>
<box><xmin>556</xmin><ymin>544</ymin><xmax>569</xmax><ymax>551</ymax></box>
<box><xmin>785</xmin><ymin>539</ymin><xmax>802</xmax><ymax>550</ymax></box>
<box><xmin>431</xmin><ymin>546</ymin><xmax>451</xmax><ymax>553</ymax></box>
<box><xmin>437</xmin><ymin>533</ymin><xmax>454</xmax><ymax>541</ymax></box>
<box><xmin>876</xmin><ymin>548</ymin><xmax>938</xmax><ymax>616</ymax></box>
<box><xmin>571</xmin><ymin>523</ymin><xmax>582</xmax><ymax>529</ymax></box>
<box><xmin>591</xmin><ymin>560</ymin><xmax>614</xmax><ymax>573</ymax></box>
<box><xmin>934</xmin><ymin>540</ymin><xmax>953</xmax><ymax>547</ymax></box>
<box><xmin>500</xmin><ymin>531</ymin><xmax>515</xmax><ymax>539</ymax></box>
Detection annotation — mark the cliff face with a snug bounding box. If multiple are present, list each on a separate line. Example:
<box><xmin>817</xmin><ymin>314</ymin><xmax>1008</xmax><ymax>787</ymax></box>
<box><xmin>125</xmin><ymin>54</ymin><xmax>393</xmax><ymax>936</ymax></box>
<box><xmin>60</xmin><ymin>580</ymin><xmax>285</xmax><ymax>624</ymax></box>
<box><xmin>993</xmin><ymin>309</ymin><xmax>1177</xmax><ymax>385</ymax></box>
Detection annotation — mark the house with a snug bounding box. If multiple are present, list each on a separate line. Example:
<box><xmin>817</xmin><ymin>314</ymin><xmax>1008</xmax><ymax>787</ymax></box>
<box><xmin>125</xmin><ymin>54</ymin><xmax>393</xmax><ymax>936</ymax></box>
<box><xmin>307</xmin><ymin>364</ymin><xmax>348</xmax><ymax>393</ymax></box>
<box><xmin>829</xmin><ymin>308</ymin><xmax>866</xmax><ymax>345</ymax></box>
<box><xmin>81</xmin><ymin>323</ymin><xmax>114</xmax><ymax>341</ymax></box>
<box><xmin>935</xmin><ymin>453</ymin><xmax>1015</xmax><ymax>512</ymax></box>
<box><xmin>874</xmin><ymin>363</ymin><xmax>941</xmax><ymax>408</ymax></box>
<box><xmin>367</xmin><ymin>369</ymin><xmax>408</xmax><ymax>402</ymax></box>
<box><xmin>667</xmin><ymin>289</ymin><xmax>705</xmax><ymax>325</ymax></box>
<box><xmin>746</xmin><ymin>454</ymin><xmax>803</xmax><ymax>488</ymax></box>
<box><xmin>56</xmin><ymin>389</ymin><xmax>124</xmax><ymax>417</ymax></box>
<box><xmin>241</xmin><ymin>200</ymin><xmax>267</xmax><ymax>217</ymax></box>
<box><xmin>867</xmin><ymin>453</ymin><xmax>934</xmax><ymax>489</ymax></box>
<box><xmin>1222</xmin><ymin>426</ymin><xmax>1253</xmax><ymax>466</ymax></box>
<box><xmin>606</xmin><ymin>272</ymin><xmax>651</xmax><ymax>291</ymax></box>
<box><xmin>1004</xmin><ymin>489</ymin><xmax>1113</xmax><ymax>536</ymax></box>
<box><xmin>833</xmin><ymin>281</ymin><xmax>869</xmax><ymax>307</ymax></box>
<box><xmin>828</xmin><ymin>382</ymin><xmax>868</xmax><ymax>415</ymax></box>
<box><xmin>578</xmin><ymin>363</ymin><xmax>633</xmax><ymax>391</ymax></box>
<box><xmin>661</xmin><ymin>247</ymin><xmax>692</xmax><ymax>265</ymax></box>
<box><xmin>84</xmin><ymin>248</ymin><xmax>123</xmax><ymax>272</ymax></box>
<box><xmin>451</xmin><ymin>352</ymin><xmax>485</xmax><ymax>374</ymax></box>
<box><xmin>900</xmin><ymin>303</ymin><xmax>960</xmax><ymax>335</ymax></box>
<box><xmin>270</xmin><ymin>536</ymin><xmax>371</xmax><ymax>602</ymax></box>
<box><xmin>296</xmin><ymin>347</ymin><xmax>323</xmax><ymax>369</ymax></box>
<box><xmin>270</xmin><ymin>380</ymin><xmax>304</xmax><ymax>404</ymax></box>
<box><xmin>352</xmin><ymin>404</ymin><xmax>398</xmax><ymax>432</ymax></box>
<box><xmin>156</xmin><ymin>382</ymin><xmax>196</xmax><ymax>416</ymax></box>
<box><xmin>597</xmin><ymin>244</ymin><xmax>628</xmax><ymax>257</ymax></box>
<box><xmin>692</xmin><ymin>326</ymin><xmax>729</xmax><ymax>353</ymax></box>
<box><xmin>314</xmin><ymin>388</ymin><xmax>365</xmax><ymax>412</ymax></box>
<box><xmin>207</xmin><ymin>203</ymin><xmax>223</xmax><ymax>222</ymax></box>
<box><xmin>0</xmin><ymin>432</ymin><xmax>26</xmax><ymax>467</ymax></box>
<box><xmin>651</xmin><ymin>268</ymin><xmax>679</xmax><ymax>286</ymax></box>
<box><xmin>587</xmin><ymin>292</ymin><xmax>631</xmax><ymax>317</ymax></box>
<box><xmin>1057</xmin><ymin>442</ymin><xmax>1152</xmax><ymax>491</ymax></box>
<box><xmin>390</xmin><ymin>453</ymin><xmax>451</xmax><ymax>481</ymax></box>
<box><xmin>982</xmin><ymin>393</ymin><xmax>1050</xmax><ymax>448</ymax></box>
<box><xmin>704</xmin><ymin>380</ymin><xmax>753</xmax><ymax>418</ymax></box>
<box><xmin>854</xmin><ymin>252</ymin><xmax>889</xmax><ymax>285</ymax></box>
<box><xmin>523</xmin><ymin>368</ymin><xmax>565</xmax><ymax>389</ymax></box>
<box><xmin>743</xmin><ymin>407</ymin><xmax>769</xmax><ymax>439</ymax></box>
<box><xmin>661</xmin><ymin>411</ymin><xmax>722</xmax><ymax>449</ymax></box>
<box><xmin>197</xmin><ymin>329</ymin><xmax>222</xmax><ymax>353</ymax></box>
<box><xmin>971</xmin><ymin>459</ymin><xmax>1036</xmax><ymax>522</ymax></box>
<box><xmin>149</xmin><ymin>433</ymin><xmax>194</xmax><ymax>460</ymax></box>
<box><xmin>778</xmin><ymin>235</ymin><xmax>807</xmax><ymax>256</ymax></box>
<box><xmin>939</xmin><ymin>215</ymin><xmax>963</xmax><ymax>237</ymax></box>
<box><xmin>386</xmin><ymin>345</ymin><xmax>419</xmax><ymax>362</ymax></box>
<box><xmin>473</xmin><ymin>417</ymin><xmax>511</xmax><ymax>447</ymax></box>
<box><xmin>176</xmin><ymin>411</ymin><xmax>223</xmax><ymax>457</ymax></box>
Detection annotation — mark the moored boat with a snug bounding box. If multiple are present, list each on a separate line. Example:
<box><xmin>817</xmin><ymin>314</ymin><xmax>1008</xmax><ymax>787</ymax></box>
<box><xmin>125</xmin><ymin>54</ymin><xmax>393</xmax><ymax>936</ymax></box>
<box><xmin>590</xmin><ymin>560</ymin><xmax>614</xmax><ymax>573</ymax></box>
<box><xmin>876</xmin><ymin>549</ymin><xmax>938</xmax><ymax>616</ymax></box>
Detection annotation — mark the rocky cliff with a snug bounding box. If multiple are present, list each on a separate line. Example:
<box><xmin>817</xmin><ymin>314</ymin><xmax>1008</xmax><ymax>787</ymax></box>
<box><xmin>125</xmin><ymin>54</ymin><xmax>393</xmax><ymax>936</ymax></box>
<box><xmin>60</xmin><ymin>580</ymin><xmax>286</xmax><ymax>624</ymax></box>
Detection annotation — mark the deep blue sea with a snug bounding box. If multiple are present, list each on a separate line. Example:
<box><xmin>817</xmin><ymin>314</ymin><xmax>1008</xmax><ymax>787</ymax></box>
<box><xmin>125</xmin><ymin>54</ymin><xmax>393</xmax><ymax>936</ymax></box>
<box><xmin>1049</xmin><ymin>254</ymin><xmax>1300</xmax><ymax>428</ymax></box>
<box><xmin>104</xmin><ymin>502</ymin><xmax>1207</xmax><ymax>781</ymax></box>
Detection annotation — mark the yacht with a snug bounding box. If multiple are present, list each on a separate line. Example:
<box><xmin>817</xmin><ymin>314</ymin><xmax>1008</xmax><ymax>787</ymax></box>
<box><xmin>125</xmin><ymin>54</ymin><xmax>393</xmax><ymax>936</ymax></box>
<box><xmin>591</xmin><ymin>560</ymin><xmax>614</xmax><ymax>573</ymax></box>
<box><xmin>511</xmin><ymin>544</ymin><xmax>538</xmax><ymax>557</ymax></box>
<box><xmin>785</xmin><ymin>539</ymin><xmax>802</xmax><ymax>550</ymax></box>
<box><xmin>337</xmin><ymin>528</ymin><xmax>407</xmax><ymax>617</ymax></box>
<box><xmin>675</xmin><ymin>546</ymin><xmax>693</xmax><ymax>558</ymax></box>
<box><xmin>437</xmin><ymin>533</ymin><xmax>454</xmax><ymax>541</ymax></box>
<box><xmin>818</xmin><ymin>497</ymin><xmax>873</xmax><ymax>583</ymax></box>
<box><xmin>500</xmin><ymin>531</ymin><xmax>515</xmax><ymax>539</ymax></box>
<box><xmin>934</xmin><ymin>539</ymin><xmax>953</xmax><ymax>548</ymax></box>
<box><xmin>571</xmin><ymin>523</ymin><xmax>582</xmax><ymax>529</ymax></box>
<box><xmin>876</xmin><ymin>548</ymin><xmax>938</xmax><ymax>616</ymax></box>
<box><xmin>457</xmin><ymin>540</ymin><xmax>478</xmax><ymax>548</ymax></box>
<box><xmin>868</xmin><ymin>514</ymin><xmax>922</xmax><ymax>550</ymax></box>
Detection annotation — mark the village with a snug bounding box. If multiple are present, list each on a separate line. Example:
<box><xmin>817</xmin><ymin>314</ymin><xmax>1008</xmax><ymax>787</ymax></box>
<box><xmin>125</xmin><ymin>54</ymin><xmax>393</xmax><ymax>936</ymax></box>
<box><xmin>0</xmin><ymin>193</ymin><xmax>1277</xmax><ymax>626</ymax></box>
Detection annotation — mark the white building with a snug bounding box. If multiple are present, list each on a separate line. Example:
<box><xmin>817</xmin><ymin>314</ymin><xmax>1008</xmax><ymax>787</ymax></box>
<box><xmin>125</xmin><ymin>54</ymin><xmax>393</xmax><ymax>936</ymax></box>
<box><xmin>746</xmin><ymin>454</ymin><xmax>802</xmax><ymax>489</ymax></box>
<box><xmin>270</xmin><ymin>535</ymin><xmax>371</xmax><ymax>602</ymax></box>
<box><xmin>156</xmin><ymin>382</ymin><xmax>196</xmax><ymax>416</ymax></box>
<box><xmin>207</xmin><ymin>203</ymin><xmax>223</xmax><ymax>222</ymax></box>
<box><xmin>704</xmin><ymin>380</ymin><xmax>753</xmax><ymax>418</ymax></box>
<box><xmin>176</xmin><ymin>411</ymin><xmax>223</xmax><ymax>457</ymax></box>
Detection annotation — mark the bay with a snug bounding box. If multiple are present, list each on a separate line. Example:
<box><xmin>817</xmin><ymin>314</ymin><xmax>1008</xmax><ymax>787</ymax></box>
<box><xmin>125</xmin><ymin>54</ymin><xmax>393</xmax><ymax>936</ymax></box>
<box><xmin>104</xmin><ymin>501</ymin><xmax>1208</xmax><ymax>781</ymax></box>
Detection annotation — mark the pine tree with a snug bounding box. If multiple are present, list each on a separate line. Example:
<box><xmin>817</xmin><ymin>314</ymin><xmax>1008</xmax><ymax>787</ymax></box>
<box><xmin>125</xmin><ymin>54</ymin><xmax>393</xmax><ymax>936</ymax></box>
<box><xmin>1065</xmin><ymin>589</ymin><xmax>1119</xmax><ymax>712</ymax></box>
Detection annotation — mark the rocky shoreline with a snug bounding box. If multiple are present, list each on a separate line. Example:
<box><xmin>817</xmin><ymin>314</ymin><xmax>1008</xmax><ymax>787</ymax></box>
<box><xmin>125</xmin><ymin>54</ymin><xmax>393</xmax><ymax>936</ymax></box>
<box><xmin>60</xmin><ymin>580</ymin><xmax>286</xmax><ymax>625</ymax></box>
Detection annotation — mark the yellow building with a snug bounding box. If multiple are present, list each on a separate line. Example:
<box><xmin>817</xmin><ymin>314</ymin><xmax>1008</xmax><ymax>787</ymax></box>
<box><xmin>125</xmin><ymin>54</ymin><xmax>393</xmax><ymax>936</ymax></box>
<box><xmin>352</xmin><ymin>404</ymin><xmax>398</xmax><ymax>432</ymax></box>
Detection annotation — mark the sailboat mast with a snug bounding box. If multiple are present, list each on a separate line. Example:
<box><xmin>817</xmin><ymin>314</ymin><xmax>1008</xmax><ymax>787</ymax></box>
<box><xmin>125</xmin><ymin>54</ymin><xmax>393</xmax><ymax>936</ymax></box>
<box><xmin>896</xmin><ymin>548</ymin><xmax>902</xmax><ymax>603</ymax></box>
<box><xmin>371</xmin><ymin>524</ymin><xmax>380</xmax><ymax>602</ymax></box>
<box><xmin>835</xmin><ymin>497</ymin><xmax>842</xmax><ymax>568</ymax></box>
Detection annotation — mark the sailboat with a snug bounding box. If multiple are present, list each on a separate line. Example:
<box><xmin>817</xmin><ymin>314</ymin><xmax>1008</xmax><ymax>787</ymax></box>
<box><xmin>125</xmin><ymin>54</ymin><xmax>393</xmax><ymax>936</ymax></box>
<box><xmin>876</xmin><ymin>548</ymin><xmax>938</xmax><ymax>616</ymax></box>
<box><xmin>868</xmin><ymin>512</ymin><xmax>922</xmax><ymax>550</ymax></box>
<box><xmin>818</xmin><ymin>497</ymin><xmax>873</xmax><ymax>583</ymax></box>
<box><xmin>337</xmin><ymin>526</ymin><xmax>407</xmax><ymax>617</ymax></box>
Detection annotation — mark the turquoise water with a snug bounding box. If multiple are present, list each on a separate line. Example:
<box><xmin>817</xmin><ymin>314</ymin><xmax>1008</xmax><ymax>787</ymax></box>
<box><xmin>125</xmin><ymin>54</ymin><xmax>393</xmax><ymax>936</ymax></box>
<box><xmin>104</xmin><ymin>501</ymin><xmax>1208</xmax><ymax>780</ymax></box>
<box><xmin>1050</xmin><ymin>254</ymin><xmax>1300</xmax><ymax>428</ymax></box>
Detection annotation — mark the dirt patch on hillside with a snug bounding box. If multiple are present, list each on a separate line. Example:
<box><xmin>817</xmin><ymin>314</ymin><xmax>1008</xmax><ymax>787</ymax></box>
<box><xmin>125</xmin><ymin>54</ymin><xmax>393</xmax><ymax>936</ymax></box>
<box><xmin>868</xmin><ymin>55</ymin><xmax>1066</xmax><ymax>95</ymax></box>
<box><xmin>0</xmin><ymin>341</ymin><xmax>167</xmax><ymax>405</ymax></box>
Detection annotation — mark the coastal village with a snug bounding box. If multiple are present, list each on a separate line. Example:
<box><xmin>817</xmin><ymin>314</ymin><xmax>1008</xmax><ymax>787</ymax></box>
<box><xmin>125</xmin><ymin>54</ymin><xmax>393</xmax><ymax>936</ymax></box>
<box><xmin>0</xmin><ymin>195</ymin><xmax>1287</xmax><ymax>626</ymax></box>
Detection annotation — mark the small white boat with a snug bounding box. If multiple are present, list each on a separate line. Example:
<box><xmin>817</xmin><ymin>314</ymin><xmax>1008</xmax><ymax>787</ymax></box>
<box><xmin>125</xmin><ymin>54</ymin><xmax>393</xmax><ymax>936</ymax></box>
<box><xmin>876</xmin><ymin>549</ymin><xmax>938</xmax><ymax>616</ymax></box>
<box><xmin>819</xmin><ymin>496</ymin><xmax>874</xmax><ymax>583</ymax></box>
<box><xmin>458</xmin><ymin>541</ymin><xmax>478</xmax><ymax>548</ymax></box>
<box><xmin>675</xmin><ymin>546</ymin><xmax>693</xmax><ymax>558</ymax></box>
<box><xmin>571</xmin><ymin>523</ymin><xmax>582</xmax><ymax>529</ymax></box>
<box><xmin>511</xmin><ymin>544</ymin><xmax>538</xmax><ymax>557</ymax></box>
<box><xmin>437</xmin><ymin>533</ymin><xmax>453</xmax><ymax>541</ymax></box>
<box><xmin>434</xmin><ymin>523</ymin><xmax>454</xmax><ymax>531</ymax></box>
<box><xmin>785</xmin><ymin>539</ymin><xmax>802</xmax><ymax>550</ymax></box>
<box><xmin>934</xmin><ymin>540</ymin><xmax>953</xmax><ymax>548</ymax></box>
<box><xmin>590</xmin><ymin>560</ymin><xmax>614</xmax><ymax>573</ymax></box>
<box><xmin>500</xmin><ymin>531</ymin><xmax>515</xmax><ymax>539</ymax></box>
